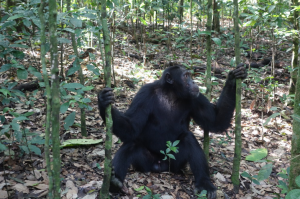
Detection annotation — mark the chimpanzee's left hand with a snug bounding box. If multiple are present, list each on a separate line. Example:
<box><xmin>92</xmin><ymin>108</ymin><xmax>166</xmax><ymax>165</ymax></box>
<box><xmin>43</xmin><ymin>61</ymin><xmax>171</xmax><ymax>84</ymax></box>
<box><xmin>228</xmin><ymin>63</ymin><xmax>247</xmax><ymax>81</ymax></box>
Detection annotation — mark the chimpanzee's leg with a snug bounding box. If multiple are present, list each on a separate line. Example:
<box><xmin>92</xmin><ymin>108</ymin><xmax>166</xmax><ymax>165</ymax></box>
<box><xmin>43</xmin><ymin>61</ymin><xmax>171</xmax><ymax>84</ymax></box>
<box><xmin>111</xmin><ymin>142</ymin><xmax>164</xmax><ymax>192</ymax></box>
<box><xmin>171</xmin><ymin>132</ymin><xmax>217</xmax><ymax>199</ymax></box>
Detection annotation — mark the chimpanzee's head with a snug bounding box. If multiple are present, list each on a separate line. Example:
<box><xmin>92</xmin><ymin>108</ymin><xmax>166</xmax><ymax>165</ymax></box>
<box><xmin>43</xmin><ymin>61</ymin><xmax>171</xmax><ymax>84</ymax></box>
<box><xmin>161</xmin><ymin>66</ymin><xmax>199</xmax><ymax>98</ymax></box>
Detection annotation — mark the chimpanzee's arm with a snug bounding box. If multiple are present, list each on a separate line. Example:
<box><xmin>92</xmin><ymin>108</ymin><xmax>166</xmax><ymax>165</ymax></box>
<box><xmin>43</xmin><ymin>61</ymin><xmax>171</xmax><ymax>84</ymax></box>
<box><xmin>192</xmin><ymin>66</ymin><xmax>246</xmax><ymax>132</ymax></box>
<box><xmin>98</xmin><ymin>85</ymin><xmax>153</xmax><ymax>142</ymax></box>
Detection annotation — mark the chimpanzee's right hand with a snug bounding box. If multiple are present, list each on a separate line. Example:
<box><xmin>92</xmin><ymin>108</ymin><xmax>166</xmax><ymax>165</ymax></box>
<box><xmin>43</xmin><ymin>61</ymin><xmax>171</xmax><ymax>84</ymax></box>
<box><xmin>98</xmin><ymin>87</ymin><xmax>114</xmax><ymax>109</ymax></box>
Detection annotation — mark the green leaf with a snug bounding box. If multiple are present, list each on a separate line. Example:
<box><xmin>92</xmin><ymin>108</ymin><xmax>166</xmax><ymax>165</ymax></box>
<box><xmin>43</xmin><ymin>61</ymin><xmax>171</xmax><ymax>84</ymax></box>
<box><xmin>8</xmin><ymin>15</ymin><xmax>23</xmax><ymax>21</ymax></box>
<box><xmin>134</xmin><ymin>186</ymin><xmax>145</xmax><ymax>191</ymax></box>
<box><xmin>63</xmin><ymin>83</ymin><xmax>84</xmax><ymax>89</ymax></box>
<box><xmin>296</xmin><ymin>175</ymin><xmax>300</xmax><ymax>187</ymax></box>
<box><xmin>11</xmin><ymin>50</ymin><xmax>25</xmax><ymax>59</ymax></box>
<box><xmin>64</xmin><ymin>111</ymin><xmax>76</xmax><ymax>130</ymax></box>
<box><xmin>20</xmin><ymin>145</ymin><xmax>29</xmax><ymax>154</ymax></box>
<box><xmin>277</xmin><ymin>180</ymin><xmax>288</xmax><ymax>194</ymax></box>
<box><xmin>241</xmin><ymin>171</ymin><xmax>251</xmax><ymax>178</ymax></box>
<box><xmin>263</xmin><ymin>113</ymin><xmax>280</xmax><ymax>126</ymax></box>
<box><xmin>17</xmin><ymin>69</ymin><xmax>28</xmax><ymax>80</ymax></box>
<box><xmin>63</xmin><ymin>28</ymin><xmax>75</xmax><ymax>33</ymax></box>
<box><xmin>67</xmin><ymin>66</ymin><xmax>80</xmax><ymax>76</ymax></box>
<box><xmin>0</xmin><ymin>64</ymin><xmax>12</xmax><ymax>72</ymax></box>
<box><xmin>197</xmin><ymin>30</ymin><xmax>211</xmax><ymax>35</ymax></box>
<box><xmin>82</xmin><ymin>86</ymin><xmax>94</xmax><ymax>91</ymax></box>
<box><xmin>32</xmin><ymin>18</ymin><xmax>41</xmax><ymax>28</ymax></box>
<box><xmin>60</xmin><ymin>102</ymin><xmax>70</xmax><ymax>113</ymax></box>
<box><xmin>173</xmin><ymin>140</ymin><xmax>180</xmax><ymax>147</ymax></box>
<box><xmin>139</xmin><ymin>17</ymin><xmax>147</xmax><ymax>25</ymax></box>
<box><xmin>246</xmin><ymin>148</ymin><xmax>268</xmax><ymax>161</ymax></box>
<box><xmin>278</xmin><ymin>173</ymin><xmax>288</xmax><ymax>179</ymax></box>
<box><xmin>57</xmin><ymin>38</ymin><xmax>71</xmax><ymax>44</ymax></box>
<box><xmin>257</xmin><ymin>164</ymin><xmax>272</xmax><ymax>181</ymax></box>
<box><xmin>24</xmin><ymin>112</ymin><xmax>34</xmax><ymax>117</ymax></box>
<box><xmin>268</xmin><ymin>5</ymin><xmax>275</xmax><ymax>13</ymax></box>
<box><xmin>0</xmin><ymin>89</ymin><xmax>11</xmax><ymax>97</ymax></box>
<box><xmin>166</xmin><ymin>148</ymin><xmax>170</xmax><ymax>153</ymax></box>
<box><xmin>3</xmin><ymin>107</ymin><xmax>9</xmax><ymax>113</ymax></box>
<box><xmin>166</xmin><ymin>141</ymin><xmax>171</xmax><ymax>147</ymax></box>
<box><xmin>0</xmin><ymin>115</ymin><xmax>5</xmax><ymax>124</ymax></box>
<box><xmin>11</xmin><ymin>121</ymin><xmax>20</xmax><ymax>131</ymax></box>
<box><xmin>82</xmin><ymin>98</ymin><xmax>91</xmax><ymax>103</ymax></box>
<box><xmin>270</xmin><ymin>107</ymin><xmax>278</xmax><ymax>111</ymax></box>
<box><xmin>30</xmin><ymin>0</ymin><xmax>41</xmax><ymax>5</ymax></box>
<box><xmin>60</xmin><ymin>139</ymin><xmax>103</xmax><ymax>148</ymax></box>
<box><xmin>0</xmin><ymin>21</ymin><xmax>16</xmax><ymax>30</ymax></box>
<box><xmin>0</xmin><ymin>143</ymin><xmax>7</xmax><ymax>151</ymax></box>
<box><xmin>212</xmin><ymin>38</ymin><xmax>222</xmax><ymax>46</ymax></box>
<box><xmin>13</xmin><ymin>116</ymin><xmax>28</xmax><ymax>121</ymax></box>
<box><xmin>167</xmin><ymin>154</ymin><xmax>176</xmax><ymax>160</ymax></box>
<box><xmin>285</xmin><ymin>189</ymin><xmax>300</xmax><ymax>199</ymax></box>
<box><xmin>160</xmin><ymin>150</ymin><xmax>165</xmax><ymax>154</ymax></box>
<box><xmin>70</xmin><ymin>18</ymin><xmax>82</xmax><ymax>28</ymax></box>
<box><xmin>10</xmin><ymin>44</ymin><xmax>30</xmax><ymax>48</ymax></box>
<box><xmin>252</xmin><ymin>179</ymin><xmax>260</xmax><ymax>185</ymax></box>
<box><xmin>145</xmin><ymin>186</ymin><xmax>151</xmax><ymax>192</ymax></box>
<box><xmin>153</xmin><ymin>194</ymin><xmax>161</xmax><ymax>199</ymax></box>
<box><xmin>86</xmin><ymin>64</ymin><xmax>100</xmax><ymax>76</ymax></box>
<box><xmin>30</xmin><ymin>136</ymin><xmax>45</xmax><ymax>145</ymax></box>
<box><xmin>83</xmin><ymin>13</ymin><xmax>97</xmax><ymax>19</ymax></box>
<box><xmin>23</xmin><ymin>18</ymin><xmax>31</xmax><ymax>27</ymax></box>
<box><xmin>28</xmin><ymin>144</ymin><xmax>41</xmax><ymax>156</ymax></box>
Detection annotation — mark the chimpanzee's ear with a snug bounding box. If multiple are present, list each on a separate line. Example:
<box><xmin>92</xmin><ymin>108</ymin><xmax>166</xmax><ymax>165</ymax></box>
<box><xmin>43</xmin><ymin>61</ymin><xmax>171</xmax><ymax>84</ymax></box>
<box><xmin>165</xmin><ymin>72</ymin><xmax>173</xmax><ymax>84</ymax></box>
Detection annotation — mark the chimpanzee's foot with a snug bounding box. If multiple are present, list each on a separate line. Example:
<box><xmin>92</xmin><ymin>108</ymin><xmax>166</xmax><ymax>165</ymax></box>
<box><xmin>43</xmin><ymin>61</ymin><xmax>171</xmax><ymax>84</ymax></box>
<box><xmin>109</xmin><ymin>175</ymin><xmax>123</xmax><ymax>193</ymax></box>
<box><xmin>194</xmin><ymin>181</ymin><xmax>217</xmax><ymax>199</ymax></box>
<box><xmin>109</xmin><ymin>168</ymin><xmax>123</xmax><ymax>193</ymax></box>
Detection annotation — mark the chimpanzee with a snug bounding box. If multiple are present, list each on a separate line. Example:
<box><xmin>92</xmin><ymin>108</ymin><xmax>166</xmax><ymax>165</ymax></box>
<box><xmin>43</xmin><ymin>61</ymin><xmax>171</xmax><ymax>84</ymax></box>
<box><xmin>98</xmin><ymin>64</ymin><xmax>247</xmax><ymax>199</ymax></box>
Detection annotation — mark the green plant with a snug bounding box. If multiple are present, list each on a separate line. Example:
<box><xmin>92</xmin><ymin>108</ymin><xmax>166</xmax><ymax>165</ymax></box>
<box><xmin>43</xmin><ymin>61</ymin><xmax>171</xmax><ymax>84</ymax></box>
<box><xmin>272</xmin><ymin>168</ymin><xmax>300</xmax><ymax>199</ymax></box>
<box><xmin>160</xmin><ymin>140</ymin><xmax>180</xmax><ymax>172</ymax></box>
<box><xmin>196</xmin><ymin>190</ymin><xmax>208</xmax><ymax>199</ymax></box>
<box><xmin>241</xmin><ymin>148</ymin><xmax>273</xmax><ymax>185</ymax></box>
<box><xmin>0</xmin><ymin>107</ymin><xmax>44</xmax><ymax>156</ymax></box>
<box><xmin>135</xmin><ymin>186</ymin><xmax>160</xmax><ymax>199</ymax></box>
<box><xmin>59</xmin><ymin>82</ymin><xmax>93</xmax><ymax>130</ymax></box>
<box><xmin>286</xmin><ymin>175</ymin><xmax>300</xmax><ymax>199</ymax></box>
<box><xmin>160</xmin><ymin>140</ymin><xmax>180</xmax><ymax>160</ymax></box>
<box><xmin>276</xmin><ymin>168</ymin><xmax>290</xmax><ymax>195</ymax></box>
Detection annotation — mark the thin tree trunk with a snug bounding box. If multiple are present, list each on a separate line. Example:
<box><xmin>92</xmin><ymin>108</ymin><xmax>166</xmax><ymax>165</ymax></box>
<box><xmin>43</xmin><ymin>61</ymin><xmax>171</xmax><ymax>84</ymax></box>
<box><xmin>66</xmin><ymin>0</ymin><xmax>87</xmax><ymax>137</ymax></box>
<box><xmin>289</xmin><ymin>0</ymin><xmax>299</xmax><ymax>96</ymax></box>
<box><xmin>111</xmin><ymin>11</ymin><xmax>117</xmax><ymax>86</ymax></box>
<box><xmin>289</xmin><ymin>0</ymin><xmax>300</xmax><ymax>190</ymax></box>
<box><xmin>190</xmin><ymin>0</ymin><xmax>193</xmax><ymax>61</ymax></box>
<box><xmin>178</xmin><ymin>0</ymin><xmax>184</xmax><ymax>25</ymax></box>
<box><xmin>212</xmin><ymin>0</ymin><xmax>220</xmax><ymax>32</ymax></box>
<box><xmin>49</xmin><ymin>0</ymin><xmax>61</xmax><ymax>197</ymax></box>
<box><xmin>231</xmin><ymin>0</ymin><xmax>242</xmax><ymax>194</ymax></box>
<box><xmin>38</xmin><ymin>1</ymin><xmax>53</xmax><ymax>198</ymax></box>
<box><xmin>98</xmin><ymin>0</ymin><xmax>113</xmax><ymax>198</ymax></box>
<box><xmin>203</xmin><ymin>0</ymin><xmax>213</xmax><ymax>160</ymax></box>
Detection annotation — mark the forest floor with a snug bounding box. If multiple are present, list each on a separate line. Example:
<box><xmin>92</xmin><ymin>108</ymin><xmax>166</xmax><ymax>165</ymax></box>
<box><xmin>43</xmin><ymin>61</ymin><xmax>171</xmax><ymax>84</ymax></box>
<box><xmin>0</xmin><ymin>20</ymin><xmax>294</xmax><ymax>199</ymax></box>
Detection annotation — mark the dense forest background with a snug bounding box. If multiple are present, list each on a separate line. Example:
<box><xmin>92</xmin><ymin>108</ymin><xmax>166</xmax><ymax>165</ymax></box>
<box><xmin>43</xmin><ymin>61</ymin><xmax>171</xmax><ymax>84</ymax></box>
<box><xmin>0</xmin><ymin>0</ymin><xmax>300</xmax><ymax>198</ymax></box>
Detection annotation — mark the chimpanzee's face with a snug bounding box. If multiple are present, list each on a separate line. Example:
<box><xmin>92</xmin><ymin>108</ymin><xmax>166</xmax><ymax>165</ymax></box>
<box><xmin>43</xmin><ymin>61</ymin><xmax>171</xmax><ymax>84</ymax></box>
<box><xmin>181</xmin><ymin>70</ymin><xmax>199</xmax><ymax>98</ymax></box>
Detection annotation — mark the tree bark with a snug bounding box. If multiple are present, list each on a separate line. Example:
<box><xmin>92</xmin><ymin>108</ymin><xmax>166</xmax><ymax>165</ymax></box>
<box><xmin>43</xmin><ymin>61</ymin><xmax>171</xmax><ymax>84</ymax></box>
<box><xmin>289</xmin><ymin>0</ymin><xmax>300</xmax><ymax>190</ymax></box>
<box><xmin>289</xmin><ymin>0</ymin><xmax>299</xmax><ymax>96</ymax></box>
<box><xmin>231</xmin><ymin>0</ymin><xmax>242</xmax><ymax>194</ymax></box>
<box><xmin>49</xmin><ymin>0</ymin><xmax>61</xmax><ymax>198</ymax></box>
<box><xmin>203</xmin><ymin>0</ymin><xmax>213</xmax><ymax>160</ymax></box>
<box><xmin>98</xmin><ymin>0</ymin><xmax>113</xmax><ymax>198</ymax></box>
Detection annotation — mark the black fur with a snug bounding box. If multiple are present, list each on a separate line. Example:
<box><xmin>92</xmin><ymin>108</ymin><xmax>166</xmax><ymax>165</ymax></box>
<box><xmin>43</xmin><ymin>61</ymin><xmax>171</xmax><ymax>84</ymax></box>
<box><xmin>98</xmin><ymin>65</ymin><xmax>247</xmax><ymax>198</ymax></box>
